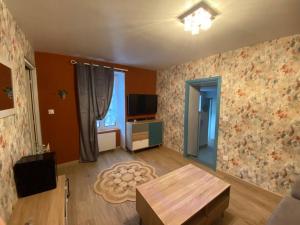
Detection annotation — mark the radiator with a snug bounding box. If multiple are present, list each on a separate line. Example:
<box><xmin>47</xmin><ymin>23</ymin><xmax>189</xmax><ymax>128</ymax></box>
<box><xmin>97</xmin><ymin>132</ymin><xmax>116</xmax><ymax>152</ymax></box>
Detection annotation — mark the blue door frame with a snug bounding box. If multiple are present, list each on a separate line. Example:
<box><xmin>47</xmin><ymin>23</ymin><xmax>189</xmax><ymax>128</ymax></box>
<box><xmin>184</xmin><ymin>76</ymin><xmax>222</xmax><ymax>170</ymax></box>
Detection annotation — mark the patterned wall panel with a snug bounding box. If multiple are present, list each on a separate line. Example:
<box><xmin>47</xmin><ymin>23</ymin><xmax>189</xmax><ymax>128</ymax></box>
<box><xmin>157</xmin><ymin>35</ymin><xmax>300</xmax><ymax>195</ymax></box>
<box><xmin>0</xmin><ymin>0</ymin><xmax>35</xmax><ymax>221</ymax></box>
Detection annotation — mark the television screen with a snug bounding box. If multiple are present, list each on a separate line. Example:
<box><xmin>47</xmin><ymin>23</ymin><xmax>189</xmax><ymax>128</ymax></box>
<box><xmin>127</xmin><ymin>94</ymin><xmax>157</xmax><ymax>115</ymax></box>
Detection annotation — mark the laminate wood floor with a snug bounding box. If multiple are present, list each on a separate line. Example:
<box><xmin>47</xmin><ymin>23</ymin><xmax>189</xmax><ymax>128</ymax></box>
<box><xmin>58</xmin><ymin>147</ymin><xmax>282</xmax><ymax>225</ymax></box>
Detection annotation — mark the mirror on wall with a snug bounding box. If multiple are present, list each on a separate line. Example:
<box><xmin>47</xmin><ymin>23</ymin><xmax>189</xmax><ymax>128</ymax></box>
<box><xmin>0</xmin><ymin>58</ymin><xmax>14</xmax><ymax>118</ymax></box>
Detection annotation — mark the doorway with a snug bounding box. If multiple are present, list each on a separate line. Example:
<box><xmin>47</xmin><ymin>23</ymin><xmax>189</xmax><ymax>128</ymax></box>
<box><xmin>184</xmin><ymin>76</ymin><xmax>221</xmax><ymax>170</ymax></box>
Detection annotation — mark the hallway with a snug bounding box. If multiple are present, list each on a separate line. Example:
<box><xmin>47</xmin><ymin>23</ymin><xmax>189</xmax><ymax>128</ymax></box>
<box><xmin>198</xmin><ymin>140</ymin><xmax>215</xmax><ymax>167</ymax></box>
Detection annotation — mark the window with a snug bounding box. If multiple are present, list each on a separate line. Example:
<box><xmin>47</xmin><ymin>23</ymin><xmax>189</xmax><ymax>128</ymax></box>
<box><xmin>103</xmin><ymin>92</ymin><xmax>117</xmax><ymax>127</ymax></box>
<box><xmin>97</xmin><ymin>75</ymin><xmax>117</xmax><ymax>128</ymax></box>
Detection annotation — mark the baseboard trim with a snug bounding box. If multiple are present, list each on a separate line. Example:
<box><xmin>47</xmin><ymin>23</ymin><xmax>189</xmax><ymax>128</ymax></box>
<box><xmin>57</xmin><ymin>160</ymin><xmax>79</xmax><ymax>168</ymax></box>
<box><xmin>162</xmin><ymin>145</ymin><xmax>283</xmax><ymax>198</ymax></box>
<box><xmin>216</xmin><ymin>169</ymin><xmax>283</xmax><ymax>198</ymax></box>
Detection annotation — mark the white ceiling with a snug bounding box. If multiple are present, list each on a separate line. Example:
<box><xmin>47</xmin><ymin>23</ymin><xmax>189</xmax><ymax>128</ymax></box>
<box><xmin>4</xmin><ymin>0</ymin><xmax>300</xmax><ymax>70</ymax></box>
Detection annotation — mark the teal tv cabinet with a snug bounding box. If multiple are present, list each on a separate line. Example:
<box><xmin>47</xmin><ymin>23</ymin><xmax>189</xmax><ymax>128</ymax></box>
<box><xmin>126</xmin><ymin>120</ymin><xmax>163</xmax><ymax>151</ymax></box>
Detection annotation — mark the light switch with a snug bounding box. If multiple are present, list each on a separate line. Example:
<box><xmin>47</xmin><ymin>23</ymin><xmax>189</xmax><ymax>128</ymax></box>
<box><xmin>48</xmin><ymin>109</ymin><xmax>55</xmax><ymax>115</ymax></box>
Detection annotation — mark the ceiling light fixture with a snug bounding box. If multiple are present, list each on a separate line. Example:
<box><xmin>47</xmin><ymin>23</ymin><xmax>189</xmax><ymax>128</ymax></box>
<box><xmin>178</xmin><ymin>1</ymin><xmax>218</xmax><ymax>35</ymax></box>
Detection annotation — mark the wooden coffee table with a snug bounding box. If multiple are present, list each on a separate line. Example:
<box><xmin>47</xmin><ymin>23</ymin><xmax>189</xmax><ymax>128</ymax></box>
<box><xmin>136</xmin><ymin>164</ymin><xmax>230</xmax><ymax>225</ymax></box>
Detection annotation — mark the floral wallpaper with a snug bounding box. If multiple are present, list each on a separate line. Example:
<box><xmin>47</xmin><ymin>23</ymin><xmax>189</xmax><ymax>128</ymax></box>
<box><xmin>0</xmin><ymin>0</ymin><xmax>35</xmax><ymax>222</ymax></box>
<box><xmin>157</xmin><ymin>34</ymin><xmax>300</xmax><ymax>195</ymax></box>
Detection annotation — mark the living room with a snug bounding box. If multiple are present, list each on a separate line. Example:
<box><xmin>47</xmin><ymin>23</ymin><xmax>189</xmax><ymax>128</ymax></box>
<box><xmin>0</xmin><ymin>0</ymin><xmax>299</xmax><ymax>225</ymax></box>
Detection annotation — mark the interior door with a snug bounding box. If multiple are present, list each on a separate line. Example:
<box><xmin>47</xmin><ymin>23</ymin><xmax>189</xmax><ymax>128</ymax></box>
<box><xmin>199</xmin><ymin>94</ymin><xmax>210</xmax><ymax>148</ymax></box>
<box><xmin>187</xmin><ymin>86</ymin><xmax>200</xmax><ymax>156</ymax></box>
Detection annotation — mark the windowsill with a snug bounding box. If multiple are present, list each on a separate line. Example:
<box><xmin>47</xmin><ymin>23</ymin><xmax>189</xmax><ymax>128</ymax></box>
<box><xmin>97</xmin><ymin>127</ymin><xmax>120</xmax><ymax>134</ymax></box>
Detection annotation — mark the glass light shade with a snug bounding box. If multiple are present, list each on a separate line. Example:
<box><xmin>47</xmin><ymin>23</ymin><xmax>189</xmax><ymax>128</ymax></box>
<box><xmin>199</xmin><ymin>8</ymin><xmax>212</xmax><ymax>19</ymax></box>
<box><xmin>182</xmin><ymin>7</ymin><xmax>214</xmax><ymax>34</ymax></box>
<box><xmin>191</xmin><ymin>25</ymin><xmax>199</xmax><ymax>35</ymax></box>
<box><xmin>200</xmin><ymin>17</ymin><xmax>212</xmax><ymax>30</ymax></box>
<box><xmin>184</xmin><ymin>15</ymin><xmax>192</xmax><ymax>31</ymax></box>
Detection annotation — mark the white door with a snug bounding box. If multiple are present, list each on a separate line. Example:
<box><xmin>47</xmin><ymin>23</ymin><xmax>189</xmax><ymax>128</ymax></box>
<box><xmin>187</xmin><ymin>86</ymin><xmax>200</xmax><ymax>156</ymax></box>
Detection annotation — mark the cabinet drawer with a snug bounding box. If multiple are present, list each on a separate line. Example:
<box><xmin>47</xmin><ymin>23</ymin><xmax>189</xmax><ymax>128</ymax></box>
<box><xmin>132</xmin><ymin>132</ymin><xmax>149</xmax><ymax>141</ymax></box>
<box><xmin>132</xmin><ymin>123</ymin><xmax>148</xmax><ymax>133</ymax></box>
<box><xmin>132</xmin><ymin>139</ymin><xmax>149</xmax><ymax>151</ymax></box>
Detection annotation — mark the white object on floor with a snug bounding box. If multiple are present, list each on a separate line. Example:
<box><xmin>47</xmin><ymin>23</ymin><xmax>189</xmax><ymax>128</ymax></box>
<box><xmin>98</xmin><ymin>132</ymin><xmax>116</xmax><ymax>152</ymax></box>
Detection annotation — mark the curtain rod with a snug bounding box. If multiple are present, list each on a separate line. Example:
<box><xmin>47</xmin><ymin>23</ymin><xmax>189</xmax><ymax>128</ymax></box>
<box><xmin>70</xmin><ymin>59</ymin><xmax>128</xmax><ymax>72</ymax></box>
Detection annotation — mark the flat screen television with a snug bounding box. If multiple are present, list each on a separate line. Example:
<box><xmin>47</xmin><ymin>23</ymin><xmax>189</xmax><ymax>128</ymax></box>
<box><xmin>127</xmin><ymin>94</ymin><xmax>157</xmax><ymax>115</ymax></box>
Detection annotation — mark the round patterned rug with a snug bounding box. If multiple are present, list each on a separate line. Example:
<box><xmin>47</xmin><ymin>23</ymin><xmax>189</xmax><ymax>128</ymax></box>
<box><xmin>94</xmin><ymin>161</ymin><xmax>158</xmax><ymax>203</ymax></box>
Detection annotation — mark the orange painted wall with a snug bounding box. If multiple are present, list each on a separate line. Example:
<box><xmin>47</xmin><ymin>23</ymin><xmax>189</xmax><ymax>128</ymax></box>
<box><xmin>35</xmin><ymin>52</ymin><xmax>156</xmax><ymax>163</ymax></box>
<box><xmin>125</xmin><ymin>69</ymin><xmax>157</xmax><ymax>120</ymax></box>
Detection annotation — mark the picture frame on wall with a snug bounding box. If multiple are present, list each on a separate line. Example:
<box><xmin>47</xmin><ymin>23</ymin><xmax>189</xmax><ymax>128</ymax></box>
<box><xmin>0</xmin><ymin>55</ymin><xmax>15</xmax><ymax>118</ymax></box>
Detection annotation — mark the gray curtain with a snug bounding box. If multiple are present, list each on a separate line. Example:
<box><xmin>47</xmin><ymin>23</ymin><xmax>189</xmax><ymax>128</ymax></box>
<box><xmin>75</xmin><ymin>64</ymin><xmax>114</xmax><ymax>162</ymax></box>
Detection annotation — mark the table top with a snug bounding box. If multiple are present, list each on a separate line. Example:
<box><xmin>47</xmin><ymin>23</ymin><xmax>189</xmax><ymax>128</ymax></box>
<box><xmin>136</xmin><ymin>164</ymin><xmax>230</xmax><ymax>225</ymax></box>
<box><xmin>9</xmin><ymin>175</ymin><xmax>66</xmax><ymax>225</ymax></box>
